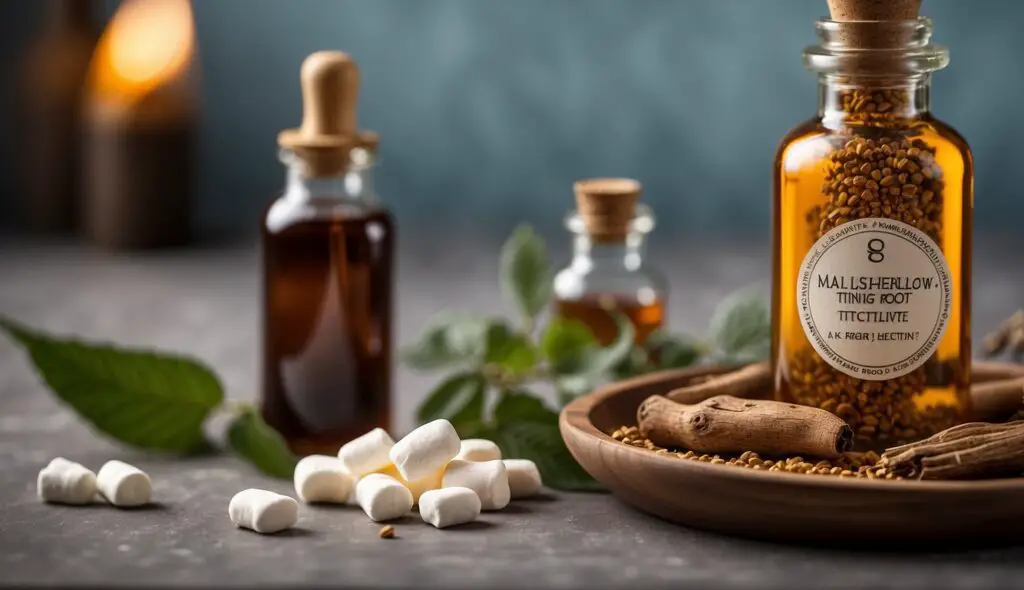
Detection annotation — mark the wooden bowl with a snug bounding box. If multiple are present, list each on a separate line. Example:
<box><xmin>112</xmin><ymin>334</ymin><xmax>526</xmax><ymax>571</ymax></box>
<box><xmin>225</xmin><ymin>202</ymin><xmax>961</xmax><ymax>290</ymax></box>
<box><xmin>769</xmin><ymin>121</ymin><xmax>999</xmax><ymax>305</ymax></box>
<box><xmin>560</xmin><ymin>362</ymin><xmax>1024</xmax><ymax>545</ymax></box>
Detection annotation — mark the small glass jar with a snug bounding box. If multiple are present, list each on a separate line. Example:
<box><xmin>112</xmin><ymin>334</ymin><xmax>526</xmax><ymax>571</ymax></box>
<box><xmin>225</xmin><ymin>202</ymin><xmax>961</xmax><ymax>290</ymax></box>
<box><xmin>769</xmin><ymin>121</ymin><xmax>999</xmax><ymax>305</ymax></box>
<box><xmin>553</xmin><ymin>179</ymin><xmax>666</xmax><ymax>345</ymax></box>
<box><xmin>772</xmin><ymin>16</ymin><xmax>973</xmax><ymax>450</ymax></box>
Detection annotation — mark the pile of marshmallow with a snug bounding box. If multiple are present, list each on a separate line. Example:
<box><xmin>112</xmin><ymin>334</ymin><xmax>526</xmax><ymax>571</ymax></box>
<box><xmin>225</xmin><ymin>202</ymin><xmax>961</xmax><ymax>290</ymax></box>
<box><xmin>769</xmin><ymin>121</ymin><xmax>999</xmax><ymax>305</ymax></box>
<box><xmin>230</xmin><ymin>419</ymin><xmax>543</xmax><ymax>534</ymax></box>
<box><xmin>37</xmin><ymin>458</ymin><xmax>152</xmax><ymax>507</ymax></box>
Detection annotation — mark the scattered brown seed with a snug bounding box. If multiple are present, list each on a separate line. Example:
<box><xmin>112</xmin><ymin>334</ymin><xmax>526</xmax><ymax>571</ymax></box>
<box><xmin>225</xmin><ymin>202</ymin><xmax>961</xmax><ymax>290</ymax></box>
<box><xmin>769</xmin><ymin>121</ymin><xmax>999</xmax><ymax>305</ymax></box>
<box><xmin>379</xmin><ymin>525</ymin><xmax>395</xmax><ymax>539</ymax></box>
<box><xmin>608</xmin><ymin>425</ymin><xmax>900</xmax><ymax>480</ymax></box>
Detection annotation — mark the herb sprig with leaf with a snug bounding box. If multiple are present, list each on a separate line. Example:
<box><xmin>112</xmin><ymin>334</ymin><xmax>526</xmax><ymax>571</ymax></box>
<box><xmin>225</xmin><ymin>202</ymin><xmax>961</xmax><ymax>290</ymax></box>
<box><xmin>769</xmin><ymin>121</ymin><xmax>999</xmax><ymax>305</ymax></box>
<box><xmin>403</xmin><ymin>225</ymin><xmax>770</xmax><ymax>490</ymax></box>
<box><xmin>0</xmin><ymin>225</ymin><xmax>769</xmax><ymax>487</ymax></box>
<box><xmin>0</xmin><ymin>317</ymin><xmax>297</xmax><ymax>478</ymax></box>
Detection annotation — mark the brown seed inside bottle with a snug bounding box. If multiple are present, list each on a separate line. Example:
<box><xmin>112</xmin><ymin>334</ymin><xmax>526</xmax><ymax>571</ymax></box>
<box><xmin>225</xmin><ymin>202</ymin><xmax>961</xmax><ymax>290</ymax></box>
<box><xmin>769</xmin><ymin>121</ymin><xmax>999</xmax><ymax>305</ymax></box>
<box><xmin>261</xmin><ymin>208</ymin><xmax>394</xmax><ymax>456</ymax></box>
<box><xmin>776</xmin><ymin>84</ymin><xmax>970</xmax><ymax>451</ymax></box>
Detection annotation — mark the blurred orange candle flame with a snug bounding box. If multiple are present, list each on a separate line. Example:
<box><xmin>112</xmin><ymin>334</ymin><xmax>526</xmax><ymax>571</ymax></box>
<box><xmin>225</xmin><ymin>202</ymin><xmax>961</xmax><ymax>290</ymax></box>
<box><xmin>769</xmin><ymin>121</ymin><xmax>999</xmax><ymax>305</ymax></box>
<box><xmin>89</xmin><ymin>0</ymin><xmax>195</xmax><ymax>106</ymax></box>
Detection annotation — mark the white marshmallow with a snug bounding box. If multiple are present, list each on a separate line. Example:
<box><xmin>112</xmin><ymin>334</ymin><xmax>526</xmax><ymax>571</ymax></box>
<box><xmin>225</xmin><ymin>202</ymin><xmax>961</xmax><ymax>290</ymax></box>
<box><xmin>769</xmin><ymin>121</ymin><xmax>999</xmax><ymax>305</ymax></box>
<box><xmin>96</xmin><ymin>460</ymin><xmax>151</xmax><ymax>507</ymax></box>
<box><xmin>337</xmin><ymin>428</ymin><xmax>395</xmax><ymax>477</ymax></box>
<box><xmin>37</xmin><ymin>457</ymin><xmax>97</xmax><ymax>505</ymax></box>
<box><xmin>419</xmin><ymin>487</ymin><xmax>481</xmax><ymax>528</ymax></box>
<box><xmin>503</xmin><ymin>459</ymin><xmax>543</xmax><ymax>498</ymax></box>
<box><xmin>389</xmin><ymin>419</ymin><xmax>460</xmax><ymax>482</ymax></box>
<box><xmin>293</xmin><ymin>455</ymin><xmax>354</xmax><ymax>504</ymax></box>
<box><xmin>455</xmin><ymin>439</ymin><xmax>502</xmax><ymax>462</ymax></box>
<box><xmin>354</xmin><ymin>473</ymin><xmax>413</xmax><ymax>522</ymax></box>
<box><xmin>228</xmin><ymin>489</ymin><xmax>298</xmax><ymax>534</ymax></box>
<box><xmin>442</xmin><ymin>459</ymin><xmax>510</xmax><ymax>511</ymax></box>
<box><xmin>378</xmin><ymin>464</ymin><xmax>443</xmax><ymax>505</ymax></box>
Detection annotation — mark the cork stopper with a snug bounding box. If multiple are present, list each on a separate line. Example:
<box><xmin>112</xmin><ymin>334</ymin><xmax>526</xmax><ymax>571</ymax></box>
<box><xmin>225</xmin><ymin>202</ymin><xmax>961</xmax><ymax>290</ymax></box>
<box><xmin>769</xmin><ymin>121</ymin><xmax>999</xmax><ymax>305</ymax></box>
<box><xmin>278</xmin><ymin>51</ymin><xmax>366</xmax><ymax>177</ymax></box>
<box><xmin>827</xmin><ymin>0</ymin><xmax>921</xmax><ymax>21</ymax></box>
<box><xmin>827</xmin><ymin>0</ymin><xmax>922</xmax><ymax>49</ymax></box>
<box><xmin>574</xmin><ymin>178</ymin><xmax>641</xmax><ymax>243</ymax></box>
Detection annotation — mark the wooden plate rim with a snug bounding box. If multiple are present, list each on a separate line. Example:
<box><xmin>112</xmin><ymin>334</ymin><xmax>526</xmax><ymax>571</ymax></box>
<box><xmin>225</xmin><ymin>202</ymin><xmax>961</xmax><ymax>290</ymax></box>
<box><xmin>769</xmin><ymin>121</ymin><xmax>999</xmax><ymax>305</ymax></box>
<box><xmin>560</xmin><ymin>361</ymin><xmax>1024</xmax><ymax>493</ymax></box>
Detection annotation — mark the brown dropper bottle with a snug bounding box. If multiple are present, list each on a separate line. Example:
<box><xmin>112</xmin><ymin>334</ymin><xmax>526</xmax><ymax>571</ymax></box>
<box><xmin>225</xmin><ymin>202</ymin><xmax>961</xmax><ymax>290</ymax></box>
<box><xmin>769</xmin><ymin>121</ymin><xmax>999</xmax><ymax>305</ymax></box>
<box><xmin>261</xmin><ymin>51</ymin><xmax>394</xmax><ymax>456</ymax></box>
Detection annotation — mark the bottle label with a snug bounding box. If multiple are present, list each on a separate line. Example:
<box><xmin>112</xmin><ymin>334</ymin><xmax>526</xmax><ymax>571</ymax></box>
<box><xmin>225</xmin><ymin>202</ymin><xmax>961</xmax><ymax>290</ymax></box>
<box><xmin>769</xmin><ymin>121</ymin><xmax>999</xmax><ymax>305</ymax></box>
<box><xmin>797</xmin><ymin>218</ymin><xmax>952</xmax><ymax>381</ymax></box>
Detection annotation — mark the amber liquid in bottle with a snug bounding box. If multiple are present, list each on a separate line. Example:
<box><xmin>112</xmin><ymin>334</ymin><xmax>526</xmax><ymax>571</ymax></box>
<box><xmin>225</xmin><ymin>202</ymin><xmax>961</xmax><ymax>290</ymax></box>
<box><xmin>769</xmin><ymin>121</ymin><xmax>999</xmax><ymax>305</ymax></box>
<box><xmin>555</xmin><ymin>294</ymin><xmax>664</xmax><ymax>346</ymax></box>
<box><xmin>261</xmin><ymin>208</ymin><xmax>394</xmax><ymax>456</ymax></box>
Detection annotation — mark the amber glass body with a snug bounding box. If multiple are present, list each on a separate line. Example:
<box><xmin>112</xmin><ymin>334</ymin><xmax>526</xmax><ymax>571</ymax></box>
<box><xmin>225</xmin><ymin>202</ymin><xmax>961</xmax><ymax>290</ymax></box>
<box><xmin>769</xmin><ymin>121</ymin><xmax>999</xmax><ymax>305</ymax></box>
<box><xmin>261</xmin><ymin>161</ymin><xmax>394</xmax><ymax>456</ymax></box>
<box><xmin>772</xmin><ymin>79</ymin><xmax>973</xmax><ymax>450</ymax></box>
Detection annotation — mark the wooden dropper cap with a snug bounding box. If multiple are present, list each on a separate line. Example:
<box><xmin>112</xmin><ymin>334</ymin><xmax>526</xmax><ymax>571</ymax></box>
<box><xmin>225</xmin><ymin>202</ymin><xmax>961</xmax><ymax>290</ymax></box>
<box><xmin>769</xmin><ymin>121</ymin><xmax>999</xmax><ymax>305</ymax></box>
<box><xmin>827</xmin><ymin>0</ymin><xmax>922</xmax><ymax>49</ymax></box>
<box><xmin>278</xmin><ymin>51</ymin><xmax>366</xmax><ymax>177</ymax></box>
<box><xmin>574</xmin><ymin>178</ymin><xmax>641</xmax><ymax>244</ymax></box>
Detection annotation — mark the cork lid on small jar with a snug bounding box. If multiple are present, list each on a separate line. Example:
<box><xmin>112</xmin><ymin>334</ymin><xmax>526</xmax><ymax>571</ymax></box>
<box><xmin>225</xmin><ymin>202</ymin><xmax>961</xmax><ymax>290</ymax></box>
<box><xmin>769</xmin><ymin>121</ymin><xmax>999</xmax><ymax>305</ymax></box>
<box><xmin>826</xmin><ymin>0</ymin><xmax>923</xmax><ymax>49</ymax></box>
<box><xmin>573</xmin><ymin>178</ymin><xmax>643</xmax><ymax>244</ymax></box>
<box><xmin>278</xmin><ymin>51</ymin><xmax>376</xmax><ymax>177</ymax></box>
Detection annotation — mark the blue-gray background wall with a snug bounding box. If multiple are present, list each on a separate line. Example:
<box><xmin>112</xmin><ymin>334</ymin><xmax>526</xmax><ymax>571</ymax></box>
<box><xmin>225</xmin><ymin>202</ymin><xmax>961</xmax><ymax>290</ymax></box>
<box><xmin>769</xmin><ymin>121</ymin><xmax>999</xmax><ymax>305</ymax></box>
<box><xmin>1</xmin><ymin>0</ymin><xmax>1020</xmax><ymax>243</ymax></box>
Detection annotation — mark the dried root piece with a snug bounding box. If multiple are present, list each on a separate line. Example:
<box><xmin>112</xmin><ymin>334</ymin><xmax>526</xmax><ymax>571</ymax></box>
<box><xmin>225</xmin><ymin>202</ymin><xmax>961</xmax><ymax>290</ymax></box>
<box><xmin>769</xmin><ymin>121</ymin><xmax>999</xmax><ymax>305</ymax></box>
<box><xmin>881</xmin><ymin>420</ymin><xmax>1024</xmax><ymax>479</ymax></box>
<box><xmin>982</xmin><ymin>310</ymin><xmax>1024</xmax><ymax>358</ymax></box>
<box><xmin>969</xmin><ymin>378</ymin><xmax>1024</xmax><ymax>421</ymax></box>
<box><xmin>637</xmin><ymin>394</ymin><xmax>853</xmax><ymax>459</ymax></box>
<box><xmin>666</xmin><ymin>362</ymin><xmax>770</xmax><ymax>405</ymax></box>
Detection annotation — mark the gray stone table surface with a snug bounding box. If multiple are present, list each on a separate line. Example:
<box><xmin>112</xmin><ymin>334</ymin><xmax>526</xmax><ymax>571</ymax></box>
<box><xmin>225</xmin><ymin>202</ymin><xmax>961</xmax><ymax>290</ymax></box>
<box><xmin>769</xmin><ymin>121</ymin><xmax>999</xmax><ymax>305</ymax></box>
<box><xmin>3</xmin><ymin>233</ymin><xmax>1024</xmax><ymax>589</ymax></box>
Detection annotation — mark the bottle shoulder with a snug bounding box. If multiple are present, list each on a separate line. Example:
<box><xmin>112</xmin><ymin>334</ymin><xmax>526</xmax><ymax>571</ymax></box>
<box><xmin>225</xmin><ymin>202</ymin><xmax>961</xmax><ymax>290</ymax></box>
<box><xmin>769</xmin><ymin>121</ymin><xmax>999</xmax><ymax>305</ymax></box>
<box><xmin>774</xmin><ymin>119</ymin><xmax>832</xmax><ymax>176</ymax></box>
<box><xmin>262</xmin><ymin>195</ymin><xmax>393</xmax><ymax>235</ymax></box>
<box><xmin>776</xmin><ymin>119</ymin><xmax>827</xmax><ymax>156</ymax></box>
<box><xmin>774</xmin><ymin>116</ymin><xmax>973</xmax><ymax>172</ymax></box>
<box><xmin>920</xmin><ymin>116</ymin><xmax>973</xmax><ymax>162</ymax></box>
<box><xmin>553</xmin><ymin>261</ymin><xmax>666</xmax><ymax>301</ymax></box>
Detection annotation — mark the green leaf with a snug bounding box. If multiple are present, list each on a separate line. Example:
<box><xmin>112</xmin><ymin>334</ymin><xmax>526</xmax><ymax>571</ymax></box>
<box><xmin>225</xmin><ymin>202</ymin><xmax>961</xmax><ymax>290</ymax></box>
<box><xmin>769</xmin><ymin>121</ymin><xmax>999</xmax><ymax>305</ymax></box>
<box><xmin>485</xmin><ymin>391</ymin><xmax>598</xmax><ymax>490</ymax></box>
<box><xmin>484</xmin><ymin>323</ymin><xmax>537</xmax><ymax>376</ymax></box>
<box><xmin>540</xmin><ymin>317</ymin><xmax>597</xmax><ymax>374</ymax></box>
<box><xmin>416</xmin><ymin>372</ymin><xmax>486</xmax><ymax>429</ymax></box>
<box><xmin>612</xmin><ymin>347</ymin><xmax>655</xmax><ymax>379</ymax></box>
<box><xmin>554</xmin><ymin>374</ymin><xmax>595</xmax><ymax>407</ymax></box>
<box><xmin>572</xmin><ymin>312</ymin><xmax>636</xmax><ymax>377</ymax></box>
<box><xmin>0</xmin><ymin>316</ymin><xmax>222</xmax><ymax>453</ymax></box>
<box><xmin>492</xmin><ymin>421</ymin><xmax>601</xmax><ymax>491</ymax></box>
<box><xmin>493</xmin><ymin>390</ymin><xmax>558</xmax><ymax>425</ymax></box>
<box><xmin>707</xmin><ymin>284</ymin><xmax>771</xmax><ymax>362</ymax></box>
<box><xmin>645</xmin><ymin>330</ymin><xmax>704</xmax><ymax>369</ymax></box>
<box><xmin>227</xmin><ymin>408</ymin><xmax>298</xmax><ymax>479</ymax></box>
<box><xmin>546</xmin><ymin>313</ymin><xmax>635</xmax><ymax>405</ymax></box>
<box><xmin>401</xmin><ymin>312</ymin><xmax>489</xmax><ymax>371</ymax></box>
<box><xmin>499</xmin><ymin>225</ymin><xmax>552</xmax><ymax>321</ymax></box>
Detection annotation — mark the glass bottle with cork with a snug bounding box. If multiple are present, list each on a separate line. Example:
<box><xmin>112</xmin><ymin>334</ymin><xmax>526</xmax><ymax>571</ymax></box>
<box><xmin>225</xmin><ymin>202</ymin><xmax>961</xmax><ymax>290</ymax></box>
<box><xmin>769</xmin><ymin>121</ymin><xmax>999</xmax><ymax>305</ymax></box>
<box><xmin>261</xmin><ymin>51</ymin><xmax>394</xmax><ymax>456</ymax></box>
<box><xmin>553</xmin><ymin>178</ymin><xmax>666</xmax><ymax>345</ymax></box>
<box><xmin>772</xmin><ymin>0</ymin><xmax>972</xmax><ymax>450</ymax></box>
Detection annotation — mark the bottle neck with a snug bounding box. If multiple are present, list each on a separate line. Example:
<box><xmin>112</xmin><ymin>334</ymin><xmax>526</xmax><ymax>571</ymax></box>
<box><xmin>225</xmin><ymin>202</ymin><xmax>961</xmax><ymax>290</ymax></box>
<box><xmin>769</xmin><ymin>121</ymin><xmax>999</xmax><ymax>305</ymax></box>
<box><xmin>819</xmin><ymin>74</ymin><xmax>931</xmax><ymax>126</ymax></box>
<box><xmin>804</xmin><ymin>17</ymin><xmax>947</xmax><ymax>127</ymax></box>
<box><xmin>281</xmin><ymin>151</ymin><xmax>380</xmax><ymax>206</ymax></box>
<box><xmin>571</xmin><ymin>231</ymin><xmax>647</xmax><ymax>271</ymax></box>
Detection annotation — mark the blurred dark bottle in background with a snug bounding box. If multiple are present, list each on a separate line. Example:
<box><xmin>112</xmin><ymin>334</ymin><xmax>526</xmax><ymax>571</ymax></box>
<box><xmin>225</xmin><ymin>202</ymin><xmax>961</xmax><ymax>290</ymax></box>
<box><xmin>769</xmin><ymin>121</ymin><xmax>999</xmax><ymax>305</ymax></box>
<box><xmin>80</xmin><ymin>0</ymin><xmax>198</xmax><ymax>250</ymax></box>
<box><xmin>16</xmin><ymin>0</ymin><xmax>99</xmax><ymax>233</ymax></box>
